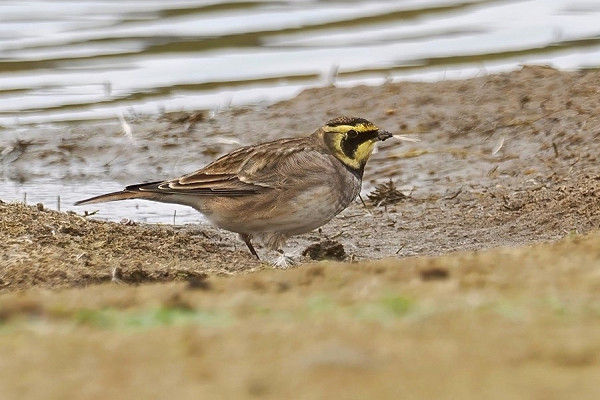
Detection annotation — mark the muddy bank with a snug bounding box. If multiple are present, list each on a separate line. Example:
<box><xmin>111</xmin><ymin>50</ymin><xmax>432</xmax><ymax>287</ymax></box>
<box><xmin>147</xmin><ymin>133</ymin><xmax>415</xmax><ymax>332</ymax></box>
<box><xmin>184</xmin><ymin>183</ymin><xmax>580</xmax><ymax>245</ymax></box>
<box><xmin>2</xmin><ymin>165</ymin><xmax>600</xmax><ymax>291</ymax></box>
<box><xmin>3</xmin><ymin>66</ymin><xmax>600</xmax><ymax>290</ymax></box>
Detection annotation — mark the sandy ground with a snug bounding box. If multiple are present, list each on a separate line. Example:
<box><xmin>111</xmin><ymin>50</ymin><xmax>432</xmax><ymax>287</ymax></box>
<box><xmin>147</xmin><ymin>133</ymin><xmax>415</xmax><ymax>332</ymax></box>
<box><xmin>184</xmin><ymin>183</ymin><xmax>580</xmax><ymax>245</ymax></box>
<box><xmin>2</xmin><ymin>66</ymin><xmax>600</xmax><ymax>398</ymax></box>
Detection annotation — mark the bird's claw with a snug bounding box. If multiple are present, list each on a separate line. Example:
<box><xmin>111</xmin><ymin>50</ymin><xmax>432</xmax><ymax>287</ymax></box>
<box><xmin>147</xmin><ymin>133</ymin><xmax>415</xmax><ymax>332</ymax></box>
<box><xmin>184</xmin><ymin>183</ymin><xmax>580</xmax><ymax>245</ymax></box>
<box><xmin>271</xmin><ymin>251</ymin><xmax>297</xmax><ymax>269</ymax></box>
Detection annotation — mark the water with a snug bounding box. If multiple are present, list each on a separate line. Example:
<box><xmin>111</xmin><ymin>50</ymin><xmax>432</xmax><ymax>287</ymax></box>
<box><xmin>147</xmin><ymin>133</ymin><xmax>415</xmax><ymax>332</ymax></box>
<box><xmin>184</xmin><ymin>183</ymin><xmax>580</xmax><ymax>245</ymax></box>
<box><xmin>2</xmin><ymin>178</ymin><xmax>202</xmax><ymax>224</ymax></box>
<box><xmin>1</xmin><ymin>0</ymin><xmax>600</xmax><ymax>126</ymax></box>
<box><xmin>2</xmin><ymin>0</ymin><xmax>600</xmax><ymax>222</ymax></box>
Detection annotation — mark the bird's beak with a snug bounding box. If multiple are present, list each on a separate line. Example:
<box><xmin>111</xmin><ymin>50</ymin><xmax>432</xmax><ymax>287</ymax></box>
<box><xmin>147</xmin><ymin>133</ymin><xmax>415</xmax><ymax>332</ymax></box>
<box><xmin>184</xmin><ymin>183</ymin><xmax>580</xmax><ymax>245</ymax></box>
<box><xmin>377</xmin><ymin>129</ymin><xmax>393</xmax><ymax>141</ymax></box>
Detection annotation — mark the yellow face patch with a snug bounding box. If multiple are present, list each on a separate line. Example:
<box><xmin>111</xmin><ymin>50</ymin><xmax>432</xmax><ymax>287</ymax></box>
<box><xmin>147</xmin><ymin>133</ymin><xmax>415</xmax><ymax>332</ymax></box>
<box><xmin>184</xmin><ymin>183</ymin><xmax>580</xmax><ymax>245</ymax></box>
<box><xmin>321</xmin><ymin>122</ymin><xmax>381</xmax><ymax>170</ymax></box>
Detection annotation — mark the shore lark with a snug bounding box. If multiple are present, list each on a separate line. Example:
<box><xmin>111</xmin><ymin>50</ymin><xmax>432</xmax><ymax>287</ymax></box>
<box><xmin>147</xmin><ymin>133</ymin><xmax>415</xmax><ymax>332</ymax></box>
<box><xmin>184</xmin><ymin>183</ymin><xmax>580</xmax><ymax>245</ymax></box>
<box><xmin>75</xmin><ymin>116</ymin><xmax>393</xmax><ymax>267</ymax></box>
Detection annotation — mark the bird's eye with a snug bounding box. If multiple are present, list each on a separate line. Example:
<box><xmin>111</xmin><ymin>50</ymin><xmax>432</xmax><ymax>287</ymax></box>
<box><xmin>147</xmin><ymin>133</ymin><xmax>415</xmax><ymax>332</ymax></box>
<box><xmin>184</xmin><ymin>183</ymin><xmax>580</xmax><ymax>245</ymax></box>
<box><xmin>347</xmin><ymin>129</ymin><xmax>358</xmax><ymax>139</ymax></box>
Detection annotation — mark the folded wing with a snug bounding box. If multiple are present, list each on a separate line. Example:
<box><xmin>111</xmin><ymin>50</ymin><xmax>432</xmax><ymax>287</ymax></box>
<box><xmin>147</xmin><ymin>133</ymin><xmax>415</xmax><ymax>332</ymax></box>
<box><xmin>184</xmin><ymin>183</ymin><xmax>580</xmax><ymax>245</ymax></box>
<box><xmin>131</xmin><ymin>138</ymin><xmax>315</xmax><ymax>197</ymax></box>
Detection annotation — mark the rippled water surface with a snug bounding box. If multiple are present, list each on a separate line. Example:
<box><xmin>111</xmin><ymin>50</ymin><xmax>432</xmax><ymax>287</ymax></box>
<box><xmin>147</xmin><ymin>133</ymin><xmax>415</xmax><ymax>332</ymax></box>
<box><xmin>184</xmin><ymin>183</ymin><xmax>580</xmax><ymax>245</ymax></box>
<box><xmin>2</xmin><ymin>0</ymin><xmax>600</xmax><ymax>126</ymax></box>
<box><xmin>3</xmin><ymin>178</ymin><xmax>203</xmax><ymax>224</ymax></box>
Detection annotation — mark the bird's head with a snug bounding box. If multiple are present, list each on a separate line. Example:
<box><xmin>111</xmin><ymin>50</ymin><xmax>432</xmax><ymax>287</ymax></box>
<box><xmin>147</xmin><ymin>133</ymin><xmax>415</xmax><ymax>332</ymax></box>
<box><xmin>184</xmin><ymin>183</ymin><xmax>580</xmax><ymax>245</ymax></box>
<box><xmin>315</xmin><ymin>116</ymin><xmax>393</xmax><ymax>171</ymax></box>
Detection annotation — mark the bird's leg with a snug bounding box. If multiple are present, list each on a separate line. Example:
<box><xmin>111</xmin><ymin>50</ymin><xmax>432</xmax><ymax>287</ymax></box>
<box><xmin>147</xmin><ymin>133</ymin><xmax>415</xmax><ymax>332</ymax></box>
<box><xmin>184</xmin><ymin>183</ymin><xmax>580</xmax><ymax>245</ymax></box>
<box><xmin>239</xmin><ymin>234</ymin><xmax>260</xmax><ymax>260</ymax></box>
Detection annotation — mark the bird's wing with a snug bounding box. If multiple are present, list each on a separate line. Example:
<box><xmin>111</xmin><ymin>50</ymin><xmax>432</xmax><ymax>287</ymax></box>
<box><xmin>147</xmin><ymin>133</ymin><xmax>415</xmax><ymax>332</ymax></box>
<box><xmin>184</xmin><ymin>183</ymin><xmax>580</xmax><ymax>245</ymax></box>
<box><xmin>129</xmin><ymin>138</ymin><xmax>320</xmax><ymax>197</ymax></box>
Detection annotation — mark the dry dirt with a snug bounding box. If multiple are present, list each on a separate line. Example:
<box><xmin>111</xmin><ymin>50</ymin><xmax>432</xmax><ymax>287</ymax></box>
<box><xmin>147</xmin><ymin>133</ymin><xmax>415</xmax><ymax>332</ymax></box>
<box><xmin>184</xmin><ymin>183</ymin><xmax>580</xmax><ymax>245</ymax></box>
<box><xmin>2</xmin><ymin>66</ymin><xmax>600</xmax><ymax>399</ymax></box>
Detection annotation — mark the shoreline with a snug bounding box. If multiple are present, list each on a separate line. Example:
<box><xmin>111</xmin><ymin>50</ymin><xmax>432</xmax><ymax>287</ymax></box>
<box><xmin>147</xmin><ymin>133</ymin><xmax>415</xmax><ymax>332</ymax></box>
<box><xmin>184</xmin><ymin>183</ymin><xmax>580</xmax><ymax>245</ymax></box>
<box><xmin>3</xmin><ymin>66</ymin><xmax>600</xmax><ymax>290</ymax></box>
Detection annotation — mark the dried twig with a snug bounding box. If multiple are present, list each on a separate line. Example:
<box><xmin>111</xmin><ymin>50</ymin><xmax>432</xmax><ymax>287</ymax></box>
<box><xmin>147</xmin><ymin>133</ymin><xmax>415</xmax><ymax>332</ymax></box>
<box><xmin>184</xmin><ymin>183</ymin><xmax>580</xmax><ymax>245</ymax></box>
<box><xmin>367</xmin><ymin>180</ymin><xmax>409</xmax><ymax>207</ymax></box>
<box><xmin>492</xmin><ymin>136</ymin><xmax>505</xmax><ymax>155</ymax></box>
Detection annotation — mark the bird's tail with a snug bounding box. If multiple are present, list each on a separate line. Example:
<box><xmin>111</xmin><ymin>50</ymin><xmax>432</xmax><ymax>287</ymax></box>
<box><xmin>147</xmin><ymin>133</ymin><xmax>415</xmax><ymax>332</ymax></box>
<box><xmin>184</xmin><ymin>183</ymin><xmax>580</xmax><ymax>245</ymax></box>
<box><xmin>74</xmin><ymin>190</ymin><xmax>150</xmax><ymax>206</ymax></box>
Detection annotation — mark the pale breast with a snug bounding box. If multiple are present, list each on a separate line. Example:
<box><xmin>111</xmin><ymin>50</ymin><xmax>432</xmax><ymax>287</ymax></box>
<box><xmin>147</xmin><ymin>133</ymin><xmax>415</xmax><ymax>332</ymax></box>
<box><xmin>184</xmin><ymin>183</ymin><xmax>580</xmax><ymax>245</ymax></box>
<box><xmin>200</xmin><ymin>156</ymin><xmax>362</xmax><ymax>236</ymax></box>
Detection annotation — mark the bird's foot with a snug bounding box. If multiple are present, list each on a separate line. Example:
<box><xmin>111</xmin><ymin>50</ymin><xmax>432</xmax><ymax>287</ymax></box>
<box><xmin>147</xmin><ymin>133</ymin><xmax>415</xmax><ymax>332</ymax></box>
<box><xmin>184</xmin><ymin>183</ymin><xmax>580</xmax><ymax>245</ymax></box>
<box><xmin>270</xmin><ymin>250</ymin><xmax>297</xmax><ymax>269</ymax></box>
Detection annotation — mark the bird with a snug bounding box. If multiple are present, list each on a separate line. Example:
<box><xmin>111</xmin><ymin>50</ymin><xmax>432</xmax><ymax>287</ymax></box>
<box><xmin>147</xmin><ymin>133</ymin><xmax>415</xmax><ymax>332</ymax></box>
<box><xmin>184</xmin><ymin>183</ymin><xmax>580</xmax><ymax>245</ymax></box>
<box><xmin>75</xmin><ymin>116</ymin><xmax>394</xmax><ymax>267</ymax></box>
